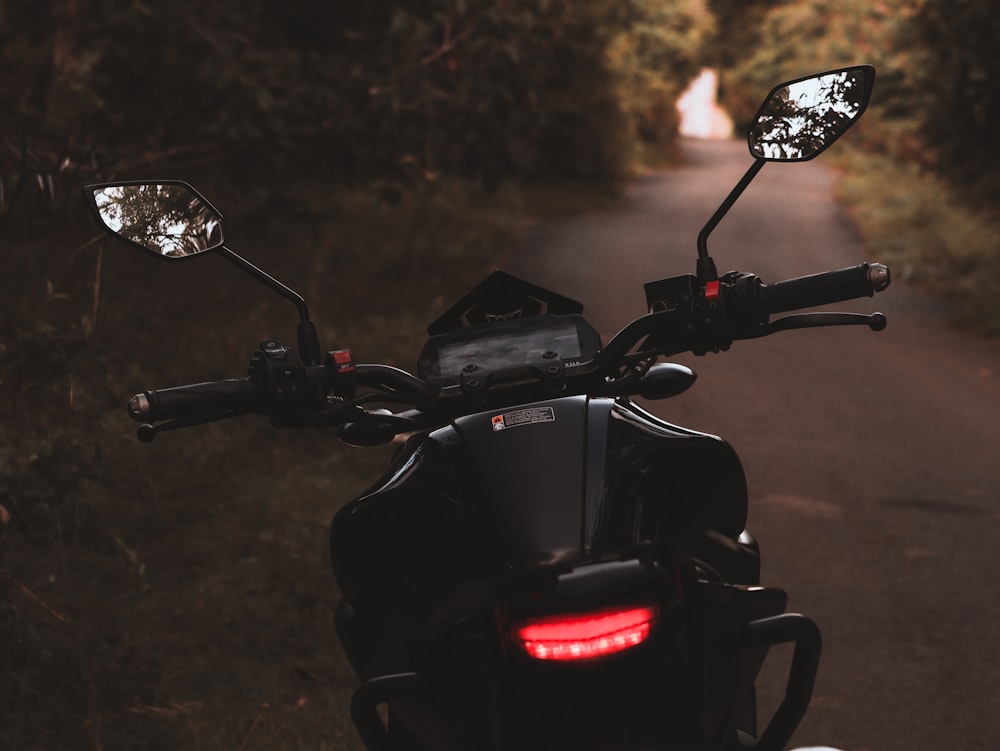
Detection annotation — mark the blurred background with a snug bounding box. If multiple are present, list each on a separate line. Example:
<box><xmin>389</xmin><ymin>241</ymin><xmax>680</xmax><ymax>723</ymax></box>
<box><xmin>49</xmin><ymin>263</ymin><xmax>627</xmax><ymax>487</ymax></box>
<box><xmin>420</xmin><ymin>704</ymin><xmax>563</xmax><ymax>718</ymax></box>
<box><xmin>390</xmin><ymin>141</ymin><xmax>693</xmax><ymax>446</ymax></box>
<box><xmin>2</xmin><ymin>1</ymin><xmax>998</xmax><ymax>748</ymax></box>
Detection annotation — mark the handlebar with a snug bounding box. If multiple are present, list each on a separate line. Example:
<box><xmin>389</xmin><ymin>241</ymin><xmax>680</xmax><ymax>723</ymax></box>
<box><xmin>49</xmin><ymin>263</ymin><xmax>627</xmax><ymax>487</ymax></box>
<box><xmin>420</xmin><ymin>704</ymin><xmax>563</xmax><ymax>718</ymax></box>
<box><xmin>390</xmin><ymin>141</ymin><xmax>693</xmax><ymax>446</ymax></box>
<box><xmin>128</xmin><ymin>261</ymin><xmax>890</xmax><ymax>437</ymax></box>
<box><xmin>128</xmin><ymin>359</ymin><xmax>433</xmax><ymax>425</ymax></box>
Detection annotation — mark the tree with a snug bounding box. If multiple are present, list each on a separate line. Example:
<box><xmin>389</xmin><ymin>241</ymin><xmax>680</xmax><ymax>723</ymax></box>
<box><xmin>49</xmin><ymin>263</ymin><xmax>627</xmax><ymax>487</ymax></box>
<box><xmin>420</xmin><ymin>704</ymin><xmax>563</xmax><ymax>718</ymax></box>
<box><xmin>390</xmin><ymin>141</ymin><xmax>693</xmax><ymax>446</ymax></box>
<box><xmin>608</xmin><ymin>0</ymin><xmax>714</xmax><ymax>158</ymax></box>
<box><xmin>910</xmin><ymin>0</ymin><xmax>1000</xmax><ymax>205</ymax></box>
<box><xmin>1</xmin><ymin>0</ymin><xmax>714</xmax><ymax>193</ymax></box>
<box><xmin>711</xmin><ymin>0</ymin><xmax>922</xmax><ymax>142</ymax></box>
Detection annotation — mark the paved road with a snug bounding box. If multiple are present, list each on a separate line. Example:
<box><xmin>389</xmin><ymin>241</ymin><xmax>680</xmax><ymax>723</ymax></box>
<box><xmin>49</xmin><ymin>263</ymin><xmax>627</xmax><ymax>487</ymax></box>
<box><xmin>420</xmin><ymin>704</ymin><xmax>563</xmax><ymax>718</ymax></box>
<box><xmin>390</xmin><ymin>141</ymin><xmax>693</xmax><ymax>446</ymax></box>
<box><xmin>507</xmin><ymin>138</ymin><xmax>1000</xmax><ymax>751</ymax></box>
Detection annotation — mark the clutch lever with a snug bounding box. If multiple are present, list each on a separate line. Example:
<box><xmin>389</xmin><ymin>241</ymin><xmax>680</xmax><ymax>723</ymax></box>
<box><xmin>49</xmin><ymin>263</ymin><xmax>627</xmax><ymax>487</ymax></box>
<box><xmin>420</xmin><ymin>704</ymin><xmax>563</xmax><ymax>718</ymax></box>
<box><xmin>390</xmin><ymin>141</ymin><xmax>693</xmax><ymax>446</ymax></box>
<box><xmin>136</xmin><ymin>408</ymin><xmax>252</xmax><ymax>442</ymax></box>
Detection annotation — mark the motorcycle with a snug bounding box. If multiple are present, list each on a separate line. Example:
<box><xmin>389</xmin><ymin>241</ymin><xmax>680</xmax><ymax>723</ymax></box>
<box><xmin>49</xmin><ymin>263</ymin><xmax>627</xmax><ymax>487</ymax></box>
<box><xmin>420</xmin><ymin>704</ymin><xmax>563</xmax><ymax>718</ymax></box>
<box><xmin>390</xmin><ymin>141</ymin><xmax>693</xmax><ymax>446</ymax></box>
<box><xmin>84</xmin><ymin>65</ymin><xmax>888</xmax><ymax>751</ymax></box>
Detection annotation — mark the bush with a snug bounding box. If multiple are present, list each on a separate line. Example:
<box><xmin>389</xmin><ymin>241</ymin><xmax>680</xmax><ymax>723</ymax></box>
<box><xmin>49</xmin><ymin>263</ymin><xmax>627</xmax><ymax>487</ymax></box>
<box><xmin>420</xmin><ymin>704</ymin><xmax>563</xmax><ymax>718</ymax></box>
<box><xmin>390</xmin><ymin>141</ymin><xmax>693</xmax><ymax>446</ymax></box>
<box><xmin>908</xmin><ymin>1</ymin><xmax>1000</xmax><ymax>206</ymax></box>
<box><xmin>609</xmin><ymin>0</ymin><xmax>714</xmax><ymax>164</ymax></box>
<box><xmin>708</xmin><ymin>0</ymin><xmax>922</xmax><ymax>142</ymax></box>
<box><xmin>1</xmin><ymin>0</ymin><xmax>710</xmax><ymax>192</ymax></box>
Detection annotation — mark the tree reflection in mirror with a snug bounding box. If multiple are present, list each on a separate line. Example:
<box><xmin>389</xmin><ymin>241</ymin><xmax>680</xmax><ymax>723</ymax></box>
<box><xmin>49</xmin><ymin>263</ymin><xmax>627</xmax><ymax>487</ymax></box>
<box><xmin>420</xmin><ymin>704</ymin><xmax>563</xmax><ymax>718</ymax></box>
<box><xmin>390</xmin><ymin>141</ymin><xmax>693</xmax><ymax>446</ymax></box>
<box><xmin>90</xmin><ymin>183</ymin><xmax>223</xmax><ymax>258</ymax></box>
<box><xmin>750</xmin><ymin>67</ymin><xmax>872</xmax><ymax>161</ymax></box>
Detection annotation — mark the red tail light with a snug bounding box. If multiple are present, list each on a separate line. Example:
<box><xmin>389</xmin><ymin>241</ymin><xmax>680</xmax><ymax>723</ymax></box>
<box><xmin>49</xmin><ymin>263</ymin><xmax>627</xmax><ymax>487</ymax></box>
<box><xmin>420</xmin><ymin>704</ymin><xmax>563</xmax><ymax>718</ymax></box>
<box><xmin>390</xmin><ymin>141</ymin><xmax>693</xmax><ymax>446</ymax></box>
<box><xmin>510</xmin><ymin>604</ymin><xmax>658</xmax><ymax>662</ymax></box>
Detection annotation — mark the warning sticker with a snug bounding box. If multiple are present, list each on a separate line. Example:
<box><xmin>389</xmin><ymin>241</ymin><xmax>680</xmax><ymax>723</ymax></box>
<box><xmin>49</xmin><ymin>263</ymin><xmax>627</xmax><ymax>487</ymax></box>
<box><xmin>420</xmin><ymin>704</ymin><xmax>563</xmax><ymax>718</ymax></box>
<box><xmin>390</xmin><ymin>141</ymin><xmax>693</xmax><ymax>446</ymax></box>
<box><xmin>491</xmin><ymin>406</ymin><xmax>556</xmax><ymax>431</ymax></box>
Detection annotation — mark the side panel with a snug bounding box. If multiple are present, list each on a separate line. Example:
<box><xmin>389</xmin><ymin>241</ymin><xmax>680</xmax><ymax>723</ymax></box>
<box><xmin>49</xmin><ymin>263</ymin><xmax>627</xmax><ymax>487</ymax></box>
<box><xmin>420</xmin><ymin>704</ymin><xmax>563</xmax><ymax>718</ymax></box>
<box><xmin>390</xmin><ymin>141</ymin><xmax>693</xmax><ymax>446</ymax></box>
<box><xmin>591</xmin><ymin>399</ymin><xmax>750</xmax><ymax>553</ymax></box>
<box><xmin>330</xmin><ymin>428</ymin><xmax>504</xmax><ymax>609</ymax></box>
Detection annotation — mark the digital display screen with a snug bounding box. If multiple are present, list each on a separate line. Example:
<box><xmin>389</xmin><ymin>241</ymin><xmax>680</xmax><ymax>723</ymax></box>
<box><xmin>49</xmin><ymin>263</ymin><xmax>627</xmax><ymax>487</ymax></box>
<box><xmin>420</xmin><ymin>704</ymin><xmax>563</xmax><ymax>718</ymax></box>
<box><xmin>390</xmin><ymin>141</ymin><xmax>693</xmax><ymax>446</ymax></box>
<box><xmin>435</xmin><ymin>320</ymin><xmax>582</xmax><ymax>379</ymax></box>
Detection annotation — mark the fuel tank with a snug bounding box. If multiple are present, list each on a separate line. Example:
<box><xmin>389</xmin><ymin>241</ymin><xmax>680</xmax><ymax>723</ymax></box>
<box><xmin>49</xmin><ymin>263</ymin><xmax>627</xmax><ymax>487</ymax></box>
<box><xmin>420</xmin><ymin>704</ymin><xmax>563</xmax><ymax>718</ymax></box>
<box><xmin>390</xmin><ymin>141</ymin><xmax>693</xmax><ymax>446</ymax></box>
<box><xmin>330</xmin><ymin>396</ymin><xmax>750</xmax><ymax>610</ymax></box>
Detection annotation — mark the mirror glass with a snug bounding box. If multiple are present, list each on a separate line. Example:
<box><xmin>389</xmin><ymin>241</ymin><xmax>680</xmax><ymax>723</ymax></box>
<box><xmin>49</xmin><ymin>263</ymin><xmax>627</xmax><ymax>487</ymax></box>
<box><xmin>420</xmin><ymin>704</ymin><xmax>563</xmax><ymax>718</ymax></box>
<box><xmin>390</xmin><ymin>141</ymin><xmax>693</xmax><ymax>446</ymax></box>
<box><xmin>88</xmin><ymin>182</ymin><xmax>223</xmax><ymax>258</ymax></box>
<box><xmin>749</xmin><ymin>66</ymin><xmax>873</xmax><ymax>161</ymax></box>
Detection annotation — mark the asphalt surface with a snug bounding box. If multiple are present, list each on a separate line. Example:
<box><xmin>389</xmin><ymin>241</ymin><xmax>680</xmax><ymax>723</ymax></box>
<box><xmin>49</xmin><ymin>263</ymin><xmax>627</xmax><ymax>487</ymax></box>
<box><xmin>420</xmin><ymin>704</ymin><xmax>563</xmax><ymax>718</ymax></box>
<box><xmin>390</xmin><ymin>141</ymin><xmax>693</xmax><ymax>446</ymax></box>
<box><xmin>507</xmin><ymin>138</ymin><xmax>1000</xmax><ymax>751</ymax></box>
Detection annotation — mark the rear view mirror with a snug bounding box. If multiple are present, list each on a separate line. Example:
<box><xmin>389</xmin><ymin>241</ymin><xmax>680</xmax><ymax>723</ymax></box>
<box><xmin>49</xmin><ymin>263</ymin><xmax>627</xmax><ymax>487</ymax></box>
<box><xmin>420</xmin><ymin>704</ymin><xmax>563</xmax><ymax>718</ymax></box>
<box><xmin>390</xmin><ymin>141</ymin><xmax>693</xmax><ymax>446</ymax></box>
<box><xmin>84</xmin><ymin>181</ymin><xmax>224</xmax><ymax>259</ymax></box>
<box><xmin>749</xmin><ymin>65</ymin><xmax>875</xmax><ymax>161</ymax></box>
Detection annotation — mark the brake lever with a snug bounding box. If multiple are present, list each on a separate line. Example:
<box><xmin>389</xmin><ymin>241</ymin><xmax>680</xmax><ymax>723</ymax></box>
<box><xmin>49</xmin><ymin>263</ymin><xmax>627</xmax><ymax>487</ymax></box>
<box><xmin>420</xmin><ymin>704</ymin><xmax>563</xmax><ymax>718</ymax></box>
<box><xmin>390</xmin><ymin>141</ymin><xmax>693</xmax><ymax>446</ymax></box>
<box><xmin>759</xmin><ymin>311</ymin><xmax>887</xmax><ymax>336</ymax></box>
<box><xmin>136</xmin><ymin>409</ymin><xmax>251</xmax><ymax>442</ymax></box>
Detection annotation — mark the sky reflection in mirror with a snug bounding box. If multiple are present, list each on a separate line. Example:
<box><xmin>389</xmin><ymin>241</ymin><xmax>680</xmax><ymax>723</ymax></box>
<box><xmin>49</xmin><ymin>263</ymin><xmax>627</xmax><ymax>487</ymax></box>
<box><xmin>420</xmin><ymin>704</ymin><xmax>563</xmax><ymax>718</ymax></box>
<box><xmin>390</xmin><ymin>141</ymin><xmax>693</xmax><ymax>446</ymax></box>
<box><xmin>92</xmin><ymin>184</ymin><xmax>223</xmax><ymax>258</ymax></box>
<box><xmin>751</xmin><ymin>69</ymin><xmax>866</xmax><ymax>161</ymax></box>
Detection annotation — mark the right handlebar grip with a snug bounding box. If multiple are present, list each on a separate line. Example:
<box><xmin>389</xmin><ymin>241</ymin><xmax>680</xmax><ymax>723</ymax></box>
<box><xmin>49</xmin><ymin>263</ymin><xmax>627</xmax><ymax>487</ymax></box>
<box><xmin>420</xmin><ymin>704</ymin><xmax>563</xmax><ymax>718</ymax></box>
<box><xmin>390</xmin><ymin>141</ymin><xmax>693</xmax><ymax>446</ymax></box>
<box><xmin>761</xmin><ymin>262</ymin><xmax>890</xmax><ymax>315</ymax></box>
<box><xmin>128</xmin><ymin>378</ymin><xmax>260</xmax><ymax>422</ymax></box>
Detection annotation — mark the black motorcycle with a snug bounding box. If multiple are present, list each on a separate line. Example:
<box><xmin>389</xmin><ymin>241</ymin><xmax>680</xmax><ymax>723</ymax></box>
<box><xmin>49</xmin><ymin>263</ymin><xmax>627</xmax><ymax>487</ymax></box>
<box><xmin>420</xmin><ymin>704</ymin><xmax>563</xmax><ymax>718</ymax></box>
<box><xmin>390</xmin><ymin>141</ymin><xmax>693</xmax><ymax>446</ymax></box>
<box><xmin>85</xmin><ymin>65</ymin><xmax>887</xmax><ymax>751</ymax></box>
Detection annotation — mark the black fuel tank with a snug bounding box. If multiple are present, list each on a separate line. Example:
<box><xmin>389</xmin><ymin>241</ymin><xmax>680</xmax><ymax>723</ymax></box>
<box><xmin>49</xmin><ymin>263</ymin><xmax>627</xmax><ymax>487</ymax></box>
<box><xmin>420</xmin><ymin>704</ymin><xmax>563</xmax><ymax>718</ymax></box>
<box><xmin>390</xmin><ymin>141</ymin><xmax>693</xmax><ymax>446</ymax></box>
<box><xmin>330</xmin><ymin>396</ymin><xmax>748</xmax><ymax>609</ymax></box>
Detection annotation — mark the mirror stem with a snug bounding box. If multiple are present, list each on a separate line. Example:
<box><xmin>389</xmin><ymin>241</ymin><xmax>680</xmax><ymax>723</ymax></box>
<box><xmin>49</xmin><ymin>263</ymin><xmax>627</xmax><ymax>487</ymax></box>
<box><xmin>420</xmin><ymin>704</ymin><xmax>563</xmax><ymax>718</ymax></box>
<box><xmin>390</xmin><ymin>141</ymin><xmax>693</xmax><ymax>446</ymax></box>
<box><xmin>218</xmin><ymin>246</ymin><xmax>323</xmax><ymax>365</ymax></box>
<box><xmin>696</xmin><ymin>159</ymin><xmax>766</xmax><ymax>283</ymax></box>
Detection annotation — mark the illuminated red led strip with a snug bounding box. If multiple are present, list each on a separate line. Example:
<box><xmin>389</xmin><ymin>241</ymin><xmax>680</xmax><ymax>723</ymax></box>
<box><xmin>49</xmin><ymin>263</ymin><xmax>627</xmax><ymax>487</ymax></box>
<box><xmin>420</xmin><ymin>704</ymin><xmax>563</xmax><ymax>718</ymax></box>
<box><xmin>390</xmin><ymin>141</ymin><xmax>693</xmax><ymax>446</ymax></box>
<box><xmin>512</xmin><ymin>605</ymin><xmax>657</xmax><ymax>661</ymax></box>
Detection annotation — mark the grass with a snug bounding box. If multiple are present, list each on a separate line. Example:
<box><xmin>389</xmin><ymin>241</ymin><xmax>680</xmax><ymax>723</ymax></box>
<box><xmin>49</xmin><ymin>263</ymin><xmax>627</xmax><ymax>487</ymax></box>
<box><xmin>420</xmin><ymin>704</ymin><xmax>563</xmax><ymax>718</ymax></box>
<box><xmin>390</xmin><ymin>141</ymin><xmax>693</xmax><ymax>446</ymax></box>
<box><xmin>835</xmin><ymin>148</ymin><xmax>1000</xmax><ymax>335</ymax></box>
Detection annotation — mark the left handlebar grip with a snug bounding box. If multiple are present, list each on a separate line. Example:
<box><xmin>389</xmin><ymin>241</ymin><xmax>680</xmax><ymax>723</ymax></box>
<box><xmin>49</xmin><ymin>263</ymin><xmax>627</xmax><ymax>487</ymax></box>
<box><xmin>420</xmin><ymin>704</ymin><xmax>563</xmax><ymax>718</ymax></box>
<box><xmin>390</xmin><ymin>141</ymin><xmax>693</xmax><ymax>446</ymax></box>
<box><xmin>128</xmin><ymin>378</ymin><xmax>260</xmax><ymax>422</ymax></box>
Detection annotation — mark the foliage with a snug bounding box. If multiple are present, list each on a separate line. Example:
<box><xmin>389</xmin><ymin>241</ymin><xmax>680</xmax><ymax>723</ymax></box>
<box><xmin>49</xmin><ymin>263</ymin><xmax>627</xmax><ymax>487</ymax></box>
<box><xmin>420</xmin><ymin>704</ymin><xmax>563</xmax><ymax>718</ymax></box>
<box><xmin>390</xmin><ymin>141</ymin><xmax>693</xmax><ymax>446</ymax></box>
<box><xmin>908</xmin><ymin>0</ymin><xmax>1000</xmax><ymax>206</ymax></box>
<box><xmin>0</xmin><ymin>0</ymin><xmax>710</xmax><ymax>193</ymax></box>
<box><xmin>706</xmin><ymin>0</ymin><xmax>1000</xmax><ymax>333</ymax></box>
<box><xmin>608</xmin><ymin>0</ymin><xmax>714</xmax><ymax>164</ymax></box>
<box><xmin>706</xmin><ymin>0</ymin><xmax>1000</xmax><ymax>210</ymax></box>
<box><xmin>750</xmin><ymin>67</ymin><xmax>870</xmax><ymax>160</ymax></box>
<box><xmin>1</xmin><ymin>7</ymin><xmax>713</xmax><ymax>741</ymax></box>
<box><xmin>0</xmin><ymin>175</ymin><xmax>535</xmax><ymax>748</ymax></box>
<box><xmin>370</xmin><ymin>0</ymin><xmax>633</xmax><ymax>183</ymax></box>
<box><xmin>88</xmin><ymin>183</ymin><xmax>223</xmax><ymax>257</ymax></box>
<box><xmin>703</xmin><ymin>0</ymin><xmax>786</xmax><ymax>71</ymax></box>
<box><xmin>711</xmin><ymin>0</ymin><xmax>922</xmax><ymax>137</ymax></box>
<box><xmin>837</xmin><ymin>150</ymin><xmax>1000</xmax><ymax>335</ymax></box>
